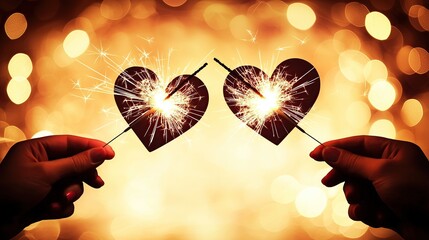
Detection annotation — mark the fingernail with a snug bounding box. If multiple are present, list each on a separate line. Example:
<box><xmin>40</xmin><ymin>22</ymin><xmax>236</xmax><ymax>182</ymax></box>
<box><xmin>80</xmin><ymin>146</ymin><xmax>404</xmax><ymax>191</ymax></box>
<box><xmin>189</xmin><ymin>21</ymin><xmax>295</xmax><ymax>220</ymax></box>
<box><xmin>323</xmin><ymin>147</ymin><xmax>340</xmax><ymax>163</ymax></box>
<box><xmin>96</xmin><ymin>175</ymin><xmax>105</xmax><ymax>187</ymax></box>
<box><xmin>90</xmin><ymin>148</ymin><xmax>106</xmax><ymax>164</ymax></box>
<box><xmin>104</xmin><ymin>145</ymin><xmax>115</xmax><ymax>159</ymax></box>
<box><xmin>309</xmin><ymin>145</ymin><xmax>324</xmax><ymax>160</ymax></box>
<box><xmin>65</xmin><ymin>191</ymin><xmax>75</xmax><ymax>202</ymax></box>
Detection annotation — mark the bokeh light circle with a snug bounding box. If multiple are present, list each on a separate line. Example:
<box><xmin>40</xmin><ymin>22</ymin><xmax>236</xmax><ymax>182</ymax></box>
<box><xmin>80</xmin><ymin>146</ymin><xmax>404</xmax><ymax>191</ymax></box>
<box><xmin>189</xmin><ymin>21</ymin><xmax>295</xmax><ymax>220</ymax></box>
<box><xmin>295</xmin><ymin>187</ymin><xmax>327</xmax><ymax>218</ymax></box>
<box><xmin>369</xmin><ymin>119</ymin><xmax>396</xmax><ymax>139</ymax></box>
<box><xmin>63</xmin><ymin>30</ymin><xmax>90</xmax><ymax>58</ymax></box>
<box><xmin>345</xmin><ymin>101</ymin><xmax>371</xmax><ymax>129</ymax></box>
<box><xmin>4</xmin><ymin>12</ymin><xmax>27</xmax><ymax>40</ymax></box>
<box><xmin>100</xmin><ymin>0</ymin><xmax>131</xmax><ymax>20</ymax></box>
<box><xmin>32</xmin><ymin>130</ymin><xmax>53</xmax><ymax>139</ymax></box>
<box><xmin>339</xmin><ymin>50</ymin><xmax>369</xmax><ymax>83</ymax></box>
<box><xmin>163</xmin><ymin>0</ymin><xmax>187</xmax><ymax>7</ymax></box>
<box><xmin>365</xmin><ymin>11</ymin><xmax>391</xmax><ymax>40</ymax></box>
<box><xmin>7</xmin><ymin>76</ymin><xmax>32</xmax><ymax>105</ymax></box>
<box><xmin>364</xmin><ymin>60</ymin><xmax>388</xmax><ymax>84</ymax></box>
<box><xmin>270</xmin><ymin>175</ymin><xmax>300</xmax><ymax>204</ymax></box>
<box><xmin>8</xmin><ymin>53</ymin><xmax>33</xmax><ymax>78</ymax></box>
<box><xmin>286</xmin><ymin>3</ymin><xmax>316</xmax><ymax>31</ymax></box>
<box><xmin>401</xmin><ymin>99</ymin><xmax>423</xmax><ymax>127</ymax></box>
<box><xmin>368</xmin><ymin>80</ymin><xmax>396</xmax><ymax>111</ymax></box>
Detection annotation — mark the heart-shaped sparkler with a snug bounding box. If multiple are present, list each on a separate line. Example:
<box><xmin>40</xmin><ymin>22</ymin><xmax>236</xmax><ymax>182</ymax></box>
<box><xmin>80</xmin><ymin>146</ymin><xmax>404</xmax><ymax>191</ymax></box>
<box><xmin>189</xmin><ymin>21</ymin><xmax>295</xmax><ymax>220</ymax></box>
<box><xmin>113</xmin><ymin>66</ymin><xmax>209</xmax><ymax>151</ymax></box>
<box><xmin>220</xmin><ymin>58</ymin><xmax>320</xmax><ymax>145</ymax></box>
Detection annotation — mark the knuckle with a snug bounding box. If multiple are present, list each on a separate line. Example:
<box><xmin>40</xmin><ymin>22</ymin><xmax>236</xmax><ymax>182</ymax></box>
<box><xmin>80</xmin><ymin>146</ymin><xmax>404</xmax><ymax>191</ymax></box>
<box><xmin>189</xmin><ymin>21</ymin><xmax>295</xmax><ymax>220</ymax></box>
<box><xmin>70</xmin><ymin>154</ymin><xmax>88</xmax><ymax>173</ymax></box>
<box><xmin>375</xmin><ymin>159</ymin><xmax>395</xmax><ymax>176</ymax></box>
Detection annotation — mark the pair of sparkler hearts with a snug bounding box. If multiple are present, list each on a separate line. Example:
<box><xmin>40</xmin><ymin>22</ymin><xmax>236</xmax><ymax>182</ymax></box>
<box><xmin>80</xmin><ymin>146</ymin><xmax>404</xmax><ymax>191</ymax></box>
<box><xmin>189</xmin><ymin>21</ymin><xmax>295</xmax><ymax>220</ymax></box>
<box><xmin>114</xmin><ymin>58</ymin><xmax>320</xmax><ymax>151</ymax></box>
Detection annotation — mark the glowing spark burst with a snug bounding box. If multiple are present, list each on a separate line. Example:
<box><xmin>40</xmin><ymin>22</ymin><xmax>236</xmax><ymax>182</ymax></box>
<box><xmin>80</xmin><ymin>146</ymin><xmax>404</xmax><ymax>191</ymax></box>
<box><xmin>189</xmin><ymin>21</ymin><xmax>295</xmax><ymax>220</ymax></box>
<box><xmin>242</xmin><ymin>29</ymin><xmax>258</xmax><ymax>43</ymax></box>
<box><xmin>116</xmin><ymin>69</ymin><xmax>196</xmax><ymax>142</ymax></box>
<box><xmin>223</xmin><ymin>60</ymin><xmax>320</xmax><ymax>141</ymax></box>
<box><xmin>71</xmin><ymin>40</ymin><xmax>211</xmax><ymax>147</ymax></box>
<box><xmin>113</xmin><ymin>65</ymin><xmax>209</xmax><ymax>150</ymax></box>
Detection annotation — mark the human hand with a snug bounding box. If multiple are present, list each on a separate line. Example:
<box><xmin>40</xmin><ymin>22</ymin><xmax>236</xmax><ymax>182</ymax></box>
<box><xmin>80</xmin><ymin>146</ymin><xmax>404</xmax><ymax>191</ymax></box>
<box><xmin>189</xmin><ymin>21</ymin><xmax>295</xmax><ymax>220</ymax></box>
<box><xmin>0</xmin><ymin>135</ymin><xmax>115</xmax><ymax>239</ymax></box>
<box><xmin>310</xmin><ymin>136</ymin><xmax>429</xmax><ymax>240</ymax></box>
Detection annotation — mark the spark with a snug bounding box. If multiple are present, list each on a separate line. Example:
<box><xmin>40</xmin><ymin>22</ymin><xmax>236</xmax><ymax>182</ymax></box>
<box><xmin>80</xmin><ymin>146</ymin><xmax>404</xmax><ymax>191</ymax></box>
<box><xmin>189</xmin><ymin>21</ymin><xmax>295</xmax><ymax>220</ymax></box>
<box><xmin>105</xmin><ymin>64</ymin><xmax>207</xmax><ymax>147</ymax></box>
<box><xmin>215</xmin><ymin>58</ymin><xmax>323</xmax><ymax>145</ymax></box>
<box><xmin>293</xmin><ymin>35</ymin><xmax>309</xmax><ymax>45</ymax></box>
<box><xmin>72</xmin><ymin>40</ymin><xmax>212</xmax><ymax>146</ymax></box>
<box><xmin>139</xmin><ymin>36</ymin><xmax>155</xmax><ymax>44</ymax></box>
<box><xmin>225</xmin><ymin>69</ymin><xmax>302</xmax><ymax>133</ymax></box>
<box><xmin>242</xmin><ymin>29</ymin><xmax>258</xmax><ymax>43</ymax></box>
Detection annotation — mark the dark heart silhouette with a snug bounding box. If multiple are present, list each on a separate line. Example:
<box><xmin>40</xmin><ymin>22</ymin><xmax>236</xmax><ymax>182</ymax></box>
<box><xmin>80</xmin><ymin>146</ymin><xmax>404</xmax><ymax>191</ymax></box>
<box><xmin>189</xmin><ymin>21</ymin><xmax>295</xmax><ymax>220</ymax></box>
<box><xmin>114</xmin><ymin>67</ymin><xmax>209</xmax><ymax>151</ymax></box>
<box><xmin>223</xmin><ymin>58</ymin><xmax>320</xmax><ymax>145</ymax></box>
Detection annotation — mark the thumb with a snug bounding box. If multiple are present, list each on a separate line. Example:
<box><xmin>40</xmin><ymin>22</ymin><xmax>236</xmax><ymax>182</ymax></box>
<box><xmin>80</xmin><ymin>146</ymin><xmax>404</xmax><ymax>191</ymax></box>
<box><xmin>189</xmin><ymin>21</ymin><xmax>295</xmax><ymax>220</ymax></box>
<box><xmin>44</xmin><ymin>147</ymin><xmax>114</xmax><ymax>183</ymax></box>
<box><xmin>322</xmin><ymin>147</ymin><xmax>381</xmax><ymax>181</ymax></box>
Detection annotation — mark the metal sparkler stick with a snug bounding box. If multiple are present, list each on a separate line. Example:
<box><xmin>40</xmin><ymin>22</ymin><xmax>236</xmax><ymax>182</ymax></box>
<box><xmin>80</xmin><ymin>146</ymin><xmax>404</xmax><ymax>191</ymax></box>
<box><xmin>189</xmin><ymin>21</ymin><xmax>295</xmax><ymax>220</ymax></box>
<box><xmin>214</xmin><ymin>58</ymin><xmax>324</xmax><ymax>146</ymax></box>
<box><xmin>104</xmin><ymin>63</ymin><xmax>208</xmax><ymax>147</ymax></box>
<box><xmin>164</xmin><ymin>63</ymin><xmax>208</xmax><ymax>100</ymax></box>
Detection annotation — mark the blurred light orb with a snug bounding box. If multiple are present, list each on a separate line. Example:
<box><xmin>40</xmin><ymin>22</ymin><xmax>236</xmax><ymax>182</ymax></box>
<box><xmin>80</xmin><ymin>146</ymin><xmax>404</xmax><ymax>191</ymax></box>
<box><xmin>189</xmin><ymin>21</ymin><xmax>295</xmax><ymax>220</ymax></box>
<box><xmin>4</xmin><ymin>125</ymin><xmax>26</xmax><ymax>142</ymax></box>
<box><xmin>408</xmin><ymin>47</ymin><xmax>429</xmax><ymax>74</ymax></box>
<box><xmin>286</xmin><ymin>3</ymin><xmax>316</xmax><ymax>30</ymax></box>
<box><xmin>339</xmin><ymin>50</ymin><xmax>369</xmax><ymax>83</ymax></box>
<box><xmin>4</xmin><ymin>12</ymin><xmax>27</xmax><ymax>40</ymax></box>
<box><xmin>345</xmin><ymin>101</ymin><xmax>371</xmax><ymax>129</ymax></box>
<box><xmin>295</xmin><ymin>187</ymin><xmax>327</xmax><ymax>218</ymax></box>
<box><xmin>32</xmin><ymin>130</ymin><xmax>53</xmax><ymax>139</ymax></box>
<box><xmin>7</xmin><ymin>76</ymin><xmax>31</xmax><ymax>105</ymax></box>
<box><xmin>369</xmin><ymin>119</ymin><xmax>396</xmax><ymax>139</ymax></box>
<box><xmin>270</xmin><ymin>175</ymin><xmax>300</xmax><ymax>204</ymax></box>
<box><xmin>63</xmin><ymin>30</ymin><xmax>90</xmax><ymax>58</ymax></box>
<box><xmin>339</xmin><ymin>222</ymin><xmax>368</xmax><ymax>238</ymax></box>
<box><xmin>364</xmin><ymin>59</ymin><xmax>388</xmax><ymax>84</ymax></box>
<box><xmin>401</xmin><ymin>99</ymin><xmax>423</xmax><ymax>127</ymax></box>
<box><xmin>397</xmin><ymin>45</ymin><xmax>414</xmax><ymax>75</ymax></box>
<box><xmin>258</xmin><ymin>203</ymin><xmax>289</xmax><ymax>232</ymax></box>
<box><xmin>100</xmin><ymin>0</ymin><xmax>131</xmax><ymax>20</ymax></box>
<box><xmin>203</xmin><ymin>4</ymin><xmax>234</xmax><ymax>30</ymax></box>
<box><xmin>8</xmin><ymin>53</ymin><xmax>33</xmax><ymax>78</ymax></box>
<box><xmin>368</xmin><ymin>80</ymin><xmax>396</xmax><ymax>111</ymax></box>
<box><xmin>163</xmin><ymin>0</ymin><xmax>187</xmax><ymax>7</ymax></box>
<box><xmin>365</xmin><ymin>11</ymin><xmax>391</xmax><ymax>40</ymax></box>
<box><xmin>332</xmin><ymin>194</ymin><xmax>354</xmax><ymax>227</ymax></box>
<box><xmin>344</xmin><ymin>2</ymin><xmax>369</xmax><ymax>27</ymax></box>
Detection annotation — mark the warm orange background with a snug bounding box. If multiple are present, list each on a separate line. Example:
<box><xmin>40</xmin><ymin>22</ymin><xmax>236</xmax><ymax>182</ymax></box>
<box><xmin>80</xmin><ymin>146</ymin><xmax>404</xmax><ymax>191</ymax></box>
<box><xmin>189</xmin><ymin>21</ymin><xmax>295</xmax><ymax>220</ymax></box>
<box><xmin>1</xmin><ymin>1</ymin><xmax>429</xmax><ymax>239</ymax></box>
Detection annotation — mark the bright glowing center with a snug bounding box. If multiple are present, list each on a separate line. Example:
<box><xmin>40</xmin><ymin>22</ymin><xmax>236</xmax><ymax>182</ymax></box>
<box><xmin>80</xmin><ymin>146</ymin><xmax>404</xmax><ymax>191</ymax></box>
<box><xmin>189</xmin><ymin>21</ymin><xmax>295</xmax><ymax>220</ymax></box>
<box><xmin>150</xmin><ymin>89</ymin><xmax>174</xmax><ymax>117</ymax></box>
<box><xmin>251</xmin><ymin>87</ymin><xmax>281</xmax><ymax>118</ymax></box>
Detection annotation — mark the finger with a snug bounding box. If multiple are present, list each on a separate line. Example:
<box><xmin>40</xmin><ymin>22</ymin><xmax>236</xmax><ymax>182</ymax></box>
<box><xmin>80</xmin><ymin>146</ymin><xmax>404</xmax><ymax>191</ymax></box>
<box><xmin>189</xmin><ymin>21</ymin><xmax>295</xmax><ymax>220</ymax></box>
<box><xmin>312</xmin><ymin>135</ymin><xmax>395</xmax><ymax>159</ymax></box>
<box><xmin>322</xmin><ymin>147</ymin><xmax>384</xmax><ymax>181</ymax></box>
<box><xmin>46</xmin><ymin>203</ymin><xmax>75</xmax><ymax>220</ymax></box>
<box><xmin>348</xmin><ymin>202</ymin><xmax>396</xmax><ymax>228</ymax></box>
<box><xmin>33</xmin><ymin>135</ymin><xmax>114</xmax><ymax>160</ymax></box>
<box><xmin>63</xmin><ymin>182</ymin><xmax>84</xmax><ymax>203</ymax></box>
<box><xmin>42</xmin><ymin>147</ymin><xmax>114</xmax><ymax>183</ymax></box>
<box><xmin>310</xmin><ymin>144</ymin><xmax>325</xmax><ymax>161</ymax></box>
<box><xmin>343</xmin><ymin>179</ymin><xmax>372</xmax><ymax>204</ymax></box>
<box><xmin>82</xmin><ymin>169</ymin><xmax>105</xmax><ymax>188</ymax></box>
<box><xmin>321</xmin><ymin>169</ymin><xmax>345</xmax><ymax>186</ymax></box>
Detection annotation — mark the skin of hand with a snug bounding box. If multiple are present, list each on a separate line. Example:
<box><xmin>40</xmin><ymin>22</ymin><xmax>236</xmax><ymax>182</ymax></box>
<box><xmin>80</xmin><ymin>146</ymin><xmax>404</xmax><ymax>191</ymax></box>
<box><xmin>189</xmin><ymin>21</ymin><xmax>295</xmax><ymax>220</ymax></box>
<box><xmin>310</xmin><ymin>136</ymin><xmax>429</xmax><ymax>240</ymax></box>
<box><xmin>0</xmin><ymin>135</ymin><xmax>115</xmax><ymax>239</ymax></box>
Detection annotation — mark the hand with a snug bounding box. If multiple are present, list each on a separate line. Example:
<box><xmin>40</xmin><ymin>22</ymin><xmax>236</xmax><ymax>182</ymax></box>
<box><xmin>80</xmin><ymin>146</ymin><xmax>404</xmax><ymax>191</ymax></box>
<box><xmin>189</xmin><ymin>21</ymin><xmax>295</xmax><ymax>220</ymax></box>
<box><xmin>310</xmin><ymin>136</ymin><xmax>429</xmax><ymax>239</ymax></box>
<box><xmin>0</xmin><ymin>135</ymin><xmax>115</xmax><ymax>239</ymax></box>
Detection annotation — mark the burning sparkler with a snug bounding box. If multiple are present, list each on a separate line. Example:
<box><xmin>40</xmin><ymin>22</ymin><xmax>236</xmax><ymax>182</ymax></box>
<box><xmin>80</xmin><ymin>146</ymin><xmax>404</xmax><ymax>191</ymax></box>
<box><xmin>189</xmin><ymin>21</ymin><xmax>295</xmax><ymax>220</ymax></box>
<box><xmin>215</xmin><ymin>57</ymin><xmax>323</xmax><ymax>145</ymax></box>
<box><xmin>104</xmin><ymin>63</ymin><xmax>209</xmax><ymax>149</ymax></box>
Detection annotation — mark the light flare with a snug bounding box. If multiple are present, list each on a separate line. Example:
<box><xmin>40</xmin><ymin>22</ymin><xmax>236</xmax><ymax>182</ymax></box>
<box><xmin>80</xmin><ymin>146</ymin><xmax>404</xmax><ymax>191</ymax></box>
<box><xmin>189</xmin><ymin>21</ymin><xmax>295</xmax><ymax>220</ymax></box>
<box><xmin>225</xmin><ymin>69</ymin><xmax>308</xmax><ymax>134</ymax></box>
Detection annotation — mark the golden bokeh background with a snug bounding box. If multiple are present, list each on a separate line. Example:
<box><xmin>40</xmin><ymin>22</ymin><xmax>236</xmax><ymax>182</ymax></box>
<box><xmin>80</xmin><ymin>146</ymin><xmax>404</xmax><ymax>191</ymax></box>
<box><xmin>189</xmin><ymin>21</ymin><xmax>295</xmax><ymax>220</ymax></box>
<box><xmin>1</xmin><ymin>0</ymin><xmax>429</xmax><ymax>239</ymax></box>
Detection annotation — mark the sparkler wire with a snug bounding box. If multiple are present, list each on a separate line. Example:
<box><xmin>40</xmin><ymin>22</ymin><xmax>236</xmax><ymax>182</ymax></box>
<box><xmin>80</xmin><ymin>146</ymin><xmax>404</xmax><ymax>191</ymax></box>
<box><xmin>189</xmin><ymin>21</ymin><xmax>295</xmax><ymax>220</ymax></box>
<box><xmin>214</xmin><ymin>57</ymin><xmax>324</xmax><ymax>146</ymax></box>
<box><xmin>103</xmin><ymin>63</ymin><xmax>208</xmax><ymax>147</ymax></box>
